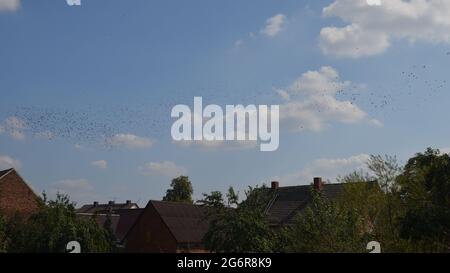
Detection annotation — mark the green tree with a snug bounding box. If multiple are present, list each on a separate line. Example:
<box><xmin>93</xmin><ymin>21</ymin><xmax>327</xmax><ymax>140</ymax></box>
<box><xmin>163</xmin><ymin>176</ymin><xmax>193</xmax><ymax>203</ymax></box>
<box><xmin>396</xmin><ymin>148</ymin><xmax>450</xmax><ymax>252</ymax></box>
<box><xmin>200</xmin><ymin>186</ymin><xmax>276</xmax><ymax>253</ymax></box>
<box><xmin>283</xmin><ymin>188</ymin><xmax>365</xmax><ymax>253</ymax></box>
<box><xmin>336</xmin><ymin>170</ymin><xmax>410</xmax><ymax>252</ymax></box>
<box><xmin>6</xmin><ymin>193</ymin><xmax>115</xmax><ymax>253</ymax></box>
<box><xmin>103</xmin><ymin>212</ymin><xmax>118</xmax><ymax>251</ymax></box>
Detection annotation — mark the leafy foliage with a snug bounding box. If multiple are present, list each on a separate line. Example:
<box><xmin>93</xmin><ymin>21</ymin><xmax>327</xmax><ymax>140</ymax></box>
<box><xmin>200</xmin><ymin>186</ymin><xmax>277</xmax><ymax>253</ymax></box>
<box><xmin>283</xmin><ymin>189</ymin><xmax>365</xmax><ymax>252</ymax></box>
<box><xmin>5</xmin><ymin>193</ymin><xmax>115</xmax><ymax>253</ymax></box>
<box><xmin>163</xmin><ymin>176</ymin><xmax>194</xmax><ymax>204</ymax></box>
<box><xmin>200</xmin><ymin>148</ymin><xmax>450</xmax><ymax>253</ymax></box>
<box><xmin>396</xmin><ymin>148</ymin><xmax>450</xmax><ymax>252</ymax></box>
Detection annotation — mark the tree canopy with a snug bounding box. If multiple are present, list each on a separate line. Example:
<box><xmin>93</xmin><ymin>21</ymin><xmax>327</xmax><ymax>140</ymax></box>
<box><xmin>4</xmin><ymin>193</ymin><xmax>115</xmax><ymax>253</ymax></box>
<box><xmin>163</xmin><ymin>176</ymin><xmax>194</xmax><ymax>204</ymax></box>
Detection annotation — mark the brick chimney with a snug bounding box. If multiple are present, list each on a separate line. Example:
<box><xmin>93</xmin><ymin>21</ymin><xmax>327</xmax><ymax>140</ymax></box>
<box><xmin>126</xmin><ymin>200</ymin><xmax>131</xmax><ymax>205</ymax></box>
<box><xmin>271</xmin><ymin>181</ymin><xmax>279</xmax><ymax>189</ymax></box>
<box><xmin>93</xmin><ymin>201</ymin><xmax>98</xmax><ymax>207</ymax></box>
<box><xmin>313</xmin><ymin>177</ymin><xmax>323</xmax><ymax>191</ymax></box>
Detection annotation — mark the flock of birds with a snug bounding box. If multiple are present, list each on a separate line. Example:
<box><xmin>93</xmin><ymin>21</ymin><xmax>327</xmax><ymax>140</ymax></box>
<box><xmin>2</xmin><ymin>56</ymin><xmax>449</xmax><ymax>150</ymax></box>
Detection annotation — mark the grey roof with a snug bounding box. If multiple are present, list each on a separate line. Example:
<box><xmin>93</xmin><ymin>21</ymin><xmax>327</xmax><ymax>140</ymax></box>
<box><xmin>265</xmin><ymin>183</ymin><xmax>346</xmax><ymax>226</ymax></box>
<box><xmin>77</xmin><ymin>202</ymin><xmax>139</xmax><ymax>214</ymax></box>
<box><xmin>150</xmin><ymin>200</ymin><xmax>209</xmax><ymax>244</ymax></box>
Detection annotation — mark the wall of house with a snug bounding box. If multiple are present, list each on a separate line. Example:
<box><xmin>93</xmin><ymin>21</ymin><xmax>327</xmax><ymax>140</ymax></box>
<box><xmin>0</xmin><ymin>170</ymin><xmax>40</xmax><ymax>219</ymax></box>
<box><xmin>124</xmin><ymin>203</ymin><xmax>178</xmax><ymax>253</ymax></box>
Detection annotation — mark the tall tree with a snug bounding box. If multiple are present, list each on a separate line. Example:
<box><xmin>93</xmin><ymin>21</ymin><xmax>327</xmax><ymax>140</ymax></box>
<box><xmin>163</xmin><ymin>176</ymin><xmax>194</xmax><ymax>203</ymax></box>
<box><xmin>283</xmin><ymin>189</ymin><xmax>365</xmax><ymax>253</ymax></box>
<box><xmin>396</xmin><ymin>148</ymin><xmax>450</xmax><ymax>252</ymax></box>
<box><xmin>336</xmin><ymin>170</ymin><xmax>410</xmax><ymax>252</ymax></box>
<box><xmin>200</xmin><ymin>186</ymin><xmax>276</xmax><ymax>253</ymax></box>
<box><xmin>6</xmin><ymin>193</ymin><xmax>115</xmax><ymax>253</ymax></box>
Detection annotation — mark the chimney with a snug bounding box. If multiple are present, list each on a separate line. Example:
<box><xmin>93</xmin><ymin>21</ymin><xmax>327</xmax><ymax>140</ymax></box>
<box><xmin>108</xmin><ymin>201</ymin><xmax>115</xmax><ymax>206</ymax></box>
<box><xmin>313</xmin><ymin>177</ymin><xmax>323</xmax><ymax>191</ymax></box>
<box><xmin>93</xmin><ymin>201</ymin><xmax>98</xmax><ymax>207</ymax></box>
<box><xmin>126</xmin><ymin>200</ymin><xmax>131</xmax><ymax>205</ymax></box>
<box><xmin>271</xmin><ymin>181</ymin><xmax>279</xmax><ymax>189</ymax></box>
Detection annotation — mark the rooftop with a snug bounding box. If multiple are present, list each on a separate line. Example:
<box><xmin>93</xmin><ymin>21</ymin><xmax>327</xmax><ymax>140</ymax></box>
<box><xmin>265</xmin><ymin>179</ymin><xmax>345</xmax><ymax>226</ymax></box>
<box><xmin>149</xmin><ymin>200</ymin><xmax>209</xmax><ymax>244</ymax></box>
<box><xmin>77</xmin><ymin>200</ymin><xmax>139</xmax><ymax>214</ymax></box>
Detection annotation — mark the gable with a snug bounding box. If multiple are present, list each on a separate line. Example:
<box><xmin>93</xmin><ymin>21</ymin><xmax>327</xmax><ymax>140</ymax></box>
<box><xmin>0</xmin><ymin>169</ymin><xmax>40</xmax><ymax>218</ymax></box>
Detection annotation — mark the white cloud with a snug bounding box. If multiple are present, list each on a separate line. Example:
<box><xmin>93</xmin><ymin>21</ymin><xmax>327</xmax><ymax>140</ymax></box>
<box><xmin>51</xmin><ymin>179</ymin><xmax>97</xmax><ymax>205</ymax></box>
<box><xmin>73</xmin><ymin>143</ymin><xmax>91</xmax><ymax>151</ymax></box>
<box><xmin>275</xmin><ymin>88</ymin><xmax>291</xmax><ymax>101</ymax></box>
<box><xmin>66</xmin><ymin>0</ymin><xmax>81</xmax><ymax>6</ymax></box>
<box><xmin>107</xmin><ymin>133</ymin><xmax>154</xmax><ymax>149</ymax></box>
<box><xmin>261</xmin><ymin>13</ymin><xmax>286</xmax><ymax>38</ymax></box>
<box><xmin>320</xmin><ymin>0</ymin><xmax>450</xmax><ymax>58</ymax></box>
<box><xmin>278</xmin><ymin>66</ymin><xmax>378</xmax><ymax>131</ymax></box>
<box><xmin>0</xmin><ymin>0</ymin><xmax>20</xmax><ymax>12</ymax></box>
<box><xmin>0</xmin><ymin>116</ymin><xmax>26</xmax><ymax>140</ymax></box>
<box><xmin>272</xmin><ymin>153</ymin><xmax>370</xmax><ymax>185</ymax></box>
<box><xmin>139</xmin><ymin>161</ymin><xmax>186</xmax><ymax>177</ymax></box>
<box><xmin>369</xmin><ymin>118</ymin><xmax>384</xmax><ymax>128</ymax></box>
<box><xmin>35</xmin><ymin>130</ymin><xmax>54</xmax><ymax>140</ymax></box>
<box><xmin>234</xmin><ymin>39</ymin><xmax>243</xmax><ymax>47</ymax></box>
<box><xmin>91</xmin><ymin>160</ymin><xmax>107</xmax><ymax>169</ymax></box>
<box><xmin>174</xmin><ymin>139</ymin><xmax>258</xmax><ymax>151</ymax></box>
<box><xmin>281</xmin><ymin>96</ymin><xmax>367</xmax><ymax>131</ymax></box>
<box><xmin>0</xmin><ymin>154</ymin><xmax>21</xmax><ymax>170</ymax></box>
<box><xmin>288</xmin><ymin>66</ymin><xmax>351</xmax><ymax>96</ymax></box>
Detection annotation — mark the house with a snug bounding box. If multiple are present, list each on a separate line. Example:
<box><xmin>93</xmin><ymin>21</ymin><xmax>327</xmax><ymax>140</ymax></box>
<box><xmin>265</xmin><ymin>177</ymin><xmax>376</xmax><ymax>227</ymax></box>
<box><xmin>0</xmin><ymin>168</ymin><xmax>40</xmax><ymax>219</ymax></box>
<box><xmin>121</xmin><ymin>177</ymin><xmax>350</xmax><ymax>253</ymax></box>
<box><xmin>77</xmin><ymin>200</ymin><xmax>139</xmax><ymax>214</ymax></box>
<box><xmin>76</xmin><ymin>201</ymin><xmax>143</xmax><ymax>243</ymax></box>
<box><xmin>123</xmin><ymin>200</ymin><xmax>209</xmax><ymax>253</ymax></box>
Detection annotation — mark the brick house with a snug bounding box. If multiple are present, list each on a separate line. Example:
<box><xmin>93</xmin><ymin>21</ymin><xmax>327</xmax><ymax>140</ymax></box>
<box><xmin>0</xmin><ymin>168</ymin><xmax>40</xmax><ymax>219</ymax></box>
<box><xmin>123</xmin><ymin>200</ymin><xmax>209</xmax><ymax>253</ymax></box>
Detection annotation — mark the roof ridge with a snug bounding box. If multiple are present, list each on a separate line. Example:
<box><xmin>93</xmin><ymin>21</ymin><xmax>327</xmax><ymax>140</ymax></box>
<box><xmin>277</xmin><ymin>182</ymin><xmax>348</xmax><ymax>189</ymax></box>
<box><xmin>150</xmin><ymin>200</ymin><xmax>200</xmax><ymax>206</ymax></box>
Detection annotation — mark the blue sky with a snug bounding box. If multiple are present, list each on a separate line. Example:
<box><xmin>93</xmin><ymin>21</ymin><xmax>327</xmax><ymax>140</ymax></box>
<box><xmin>1</xmin><ymin>0</ymin><xmax>450</xmax><ymax>206</ymax></box>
